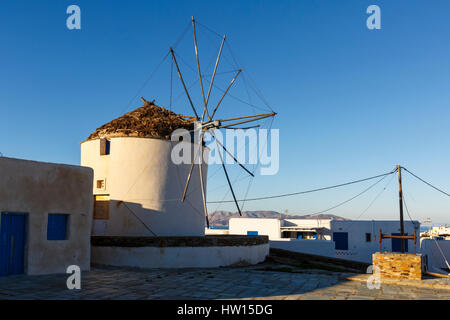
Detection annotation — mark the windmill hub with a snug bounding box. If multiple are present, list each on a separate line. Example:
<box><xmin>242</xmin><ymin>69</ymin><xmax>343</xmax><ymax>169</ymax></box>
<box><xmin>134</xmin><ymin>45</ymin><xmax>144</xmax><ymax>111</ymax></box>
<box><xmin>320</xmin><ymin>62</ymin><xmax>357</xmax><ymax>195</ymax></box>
<box><xmin>200</xmin><ymin>120</ymin><xmax>221</xmax><ymax>131</ymax></box>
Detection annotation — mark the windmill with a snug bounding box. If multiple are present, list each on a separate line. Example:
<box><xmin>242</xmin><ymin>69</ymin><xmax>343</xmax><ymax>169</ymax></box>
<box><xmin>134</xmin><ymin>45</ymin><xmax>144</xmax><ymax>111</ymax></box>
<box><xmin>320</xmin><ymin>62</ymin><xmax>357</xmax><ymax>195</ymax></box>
<box><xmin>169</xmin><ymin>17</ymin><xmax>277</xmax><ymax>228</ymax></box>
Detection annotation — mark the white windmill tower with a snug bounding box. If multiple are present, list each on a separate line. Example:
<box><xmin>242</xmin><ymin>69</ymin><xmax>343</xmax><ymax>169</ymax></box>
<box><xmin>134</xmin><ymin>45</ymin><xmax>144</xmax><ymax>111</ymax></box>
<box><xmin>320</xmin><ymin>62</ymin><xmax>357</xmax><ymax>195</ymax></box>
<box><xmin>82</xmin><ymin>17</ymin><xmax>276</xmax><ymax>237</ymax></box>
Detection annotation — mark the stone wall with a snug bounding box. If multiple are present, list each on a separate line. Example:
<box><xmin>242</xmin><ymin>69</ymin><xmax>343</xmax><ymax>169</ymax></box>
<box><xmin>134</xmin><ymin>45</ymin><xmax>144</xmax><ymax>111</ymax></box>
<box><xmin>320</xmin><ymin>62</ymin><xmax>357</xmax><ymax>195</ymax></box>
<box><xmin>91</xmin><ymin>235</ymin><xmax>269</xmax><ymax>269</ymax></box>
<box><xmin>372</xmin><ymin>252</ymin><xmax>422</xmax><ymax>280</ymax></box>
<box><xmin>91</xmin><ymin>235</ymin><xmax>268</xmax><ymax>247</ymax></box>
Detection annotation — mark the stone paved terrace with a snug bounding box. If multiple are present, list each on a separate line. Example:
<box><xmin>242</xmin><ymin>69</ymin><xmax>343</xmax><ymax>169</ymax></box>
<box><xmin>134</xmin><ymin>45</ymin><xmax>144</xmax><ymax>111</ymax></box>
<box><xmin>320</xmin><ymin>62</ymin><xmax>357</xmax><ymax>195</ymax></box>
<box><xmin>0</xmin><ymin>263</ymin><xmax>449</xmax><ymax>300</ymax></box>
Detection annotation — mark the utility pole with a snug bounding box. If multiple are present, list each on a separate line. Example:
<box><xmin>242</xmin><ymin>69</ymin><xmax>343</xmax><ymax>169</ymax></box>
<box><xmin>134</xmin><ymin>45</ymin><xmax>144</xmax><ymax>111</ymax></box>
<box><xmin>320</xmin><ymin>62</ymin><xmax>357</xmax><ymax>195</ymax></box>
<box><xmin>397</xmin><ymin>165</ymin><xmax>405</xmax><ymax>253</ymax></box>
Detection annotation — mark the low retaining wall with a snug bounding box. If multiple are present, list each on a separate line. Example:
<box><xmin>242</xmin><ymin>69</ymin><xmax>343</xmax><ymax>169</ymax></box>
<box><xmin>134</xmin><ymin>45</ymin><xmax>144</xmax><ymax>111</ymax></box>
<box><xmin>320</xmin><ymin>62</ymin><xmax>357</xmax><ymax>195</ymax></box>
<box><xmin>373</xmin><ymin>252</ymin><xmax>422</xmax><ymax>280</ymax></box>
<box><xmin>270</xmin><ymin>248</ymin><xmax>370</xmax><ymax>273</ymax></box>
<box><xmin>270</xmin><ymin>239</ymin><xmax>335</xmax><ymax>258</ymax></box>
<box><xmin>91</xmin><ymin>235</ymin><xmax>269</xmax><ymax>269</ymax></box>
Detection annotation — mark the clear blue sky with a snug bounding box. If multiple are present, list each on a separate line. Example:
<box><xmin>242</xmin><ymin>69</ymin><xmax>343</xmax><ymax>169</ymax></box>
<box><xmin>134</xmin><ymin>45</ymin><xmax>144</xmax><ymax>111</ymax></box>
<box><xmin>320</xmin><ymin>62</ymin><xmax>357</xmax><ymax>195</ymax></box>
<box><xmin>1</xmin><ymin>1</ymin><xmax>449</xmax><ymax>224</ymax></box>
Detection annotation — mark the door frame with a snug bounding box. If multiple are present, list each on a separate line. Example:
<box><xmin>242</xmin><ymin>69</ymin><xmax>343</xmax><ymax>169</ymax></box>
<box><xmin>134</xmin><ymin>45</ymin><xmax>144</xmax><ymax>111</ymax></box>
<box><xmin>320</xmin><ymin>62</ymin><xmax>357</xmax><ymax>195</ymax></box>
<box><xmin>0</xmin><ymin>212</ymin><xmax>28</xmax><ymax>275</ymax></box>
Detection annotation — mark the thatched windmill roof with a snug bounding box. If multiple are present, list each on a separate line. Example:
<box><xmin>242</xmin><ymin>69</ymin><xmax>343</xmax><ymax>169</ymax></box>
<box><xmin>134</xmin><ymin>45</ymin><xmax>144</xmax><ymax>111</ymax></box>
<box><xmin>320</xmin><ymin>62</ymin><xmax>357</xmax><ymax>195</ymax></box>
<box><xmin>86</xmin><ymin>98</ymin><xmax>195</xmax><ymax>141</ymax></box>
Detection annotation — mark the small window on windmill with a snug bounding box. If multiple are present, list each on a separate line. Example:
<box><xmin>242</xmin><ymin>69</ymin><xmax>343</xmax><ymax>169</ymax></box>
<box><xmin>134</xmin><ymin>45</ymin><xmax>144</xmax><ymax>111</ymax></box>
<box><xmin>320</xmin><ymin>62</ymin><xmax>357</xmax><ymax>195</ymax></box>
<box><xmin>96</xmin><ymin>179</ymin><xmax>106</xmax><ymax>190</ymax></box>
<box><xmin>365</xmin><ymin>233</ymin><xmax>371</xmax><ymax>242</ymax></box>
<box><xmin>100</xmin><ymin>138</ymin><xmax>111</xmax><ymax>155</ymax></box>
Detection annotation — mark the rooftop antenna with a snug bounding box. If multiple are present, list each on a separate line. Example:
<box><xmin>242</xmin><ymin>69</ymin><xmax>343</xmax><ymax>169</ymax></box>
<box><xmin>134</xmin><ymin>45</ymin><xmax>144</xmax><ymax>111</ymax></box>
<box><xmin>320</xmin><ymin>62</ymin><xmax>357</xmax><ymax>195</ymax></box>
<box><xmin>170</xmin><ymin>17</ymin><xmax>277</xmax><ymax>228</ymax></box>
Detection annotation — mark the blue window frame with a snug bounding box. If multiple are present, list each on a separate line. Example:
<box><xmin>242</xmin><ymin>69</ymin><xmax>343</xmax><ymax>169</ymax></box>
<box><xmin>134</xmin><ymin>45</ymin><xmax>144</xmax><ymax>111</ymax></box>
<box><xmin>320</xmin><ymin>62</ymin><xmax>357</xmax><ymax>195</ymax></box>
<box><xmin>333</xmin><ymin>232</ymin><xmax>348</xmax><ymax>250</ymax></box>
<box><xmin>105</xmin><ymin>140</ymin><xmax>111</xmax><ymax>155</ymax></box>
<box><xmin>247</xmin><ymin>231</ymin><xmax>258</xmax><ymax>236</ymax></box>
<box><xmin>47</xmin><ymin>214</ymin><xmax>68</xmax><ymax>240</ymax></box>
<box><xmin>100</xmin><ymin>138</ymin><xmax>111</xmax><ymax>155</ymax></box>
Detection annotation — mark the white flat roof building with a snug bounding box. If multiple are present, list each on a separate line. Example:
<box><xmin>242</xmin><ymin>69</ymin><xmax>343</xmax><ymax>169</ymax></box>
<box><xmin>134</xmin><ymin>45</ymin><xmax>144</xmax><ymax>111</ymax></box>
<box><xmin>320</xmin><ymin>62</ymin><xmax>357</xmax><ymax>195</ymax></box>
<box><xmin>229</xmin><ymin>217</ymin><xmax>420</xmax><ymax>263</ymax></box>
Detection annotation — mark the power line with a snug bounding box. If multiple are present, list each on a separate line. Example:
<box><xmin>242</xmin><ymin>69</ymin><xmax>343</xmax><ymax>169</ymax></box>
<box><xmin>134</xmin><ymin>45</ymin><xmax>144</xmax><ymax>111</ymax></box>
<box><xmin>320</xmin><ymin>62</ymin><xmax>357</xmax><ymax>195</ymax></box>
<box><xmin>402</xmin><ymin>167</ymin><xmax>450</xmax><ymax>197</ymax></box>
<box><xmin>352</xmin><ymin>171</ymin><xmax>396</xmax><ymax>221</ymax></box>
<box><xmin>402</xmin><ymin>194</ymin><xmax>415</xmax><ymax>223</ymax></box>
<box><xmin>304</xmin><ymin>173</ymin><xmax>392</xmax><ymax>217</ymax></box>
<box><xmin>207</xmin><ymin>168</ymin><xmax>397</xmax><ymax>203</ymax></box>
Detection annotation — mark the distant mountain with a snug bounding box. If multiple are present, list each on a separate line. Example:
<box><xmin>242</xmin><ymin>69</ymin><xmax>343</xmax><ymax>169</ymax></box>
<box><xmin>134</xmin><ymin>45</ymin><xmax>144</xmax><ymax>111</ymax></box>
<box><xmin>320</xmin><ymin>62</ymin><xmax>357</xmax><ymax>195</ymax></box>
<box><xmin>209</xmin><ymin>210</ymin><xmax>348</xmax><ymax>227</ymax></box>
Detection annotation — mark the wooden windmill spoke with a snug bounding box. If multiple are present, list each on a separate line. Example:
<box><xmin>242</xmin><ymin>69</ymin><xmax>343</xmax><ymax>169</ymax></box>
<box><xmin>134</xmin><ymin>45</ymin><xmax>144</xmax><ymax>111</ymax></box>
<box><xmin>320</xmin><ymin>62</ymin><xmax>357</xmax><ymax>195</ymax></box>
<box><xmin>219</xmin><ymin>112</ymin><xmax>277</xmax><ymax>123</ymax></box>
<box><xmin>181</xmin><ymin>162</ymin><xmax>195</xmax><ymax>202</ymax></box>
<box><xmin>198</xmin><ymin>133</ymin><xmax>210</xmax><ymax>227</ymax></box>
<box><xmin>170</xmin><ymin>47</ymin><xmax>199</xmax><ymax>119</ymax></box>
<box><xmin>181</xmin><ymin>132</ymin><xmax>203</xmax><ymax>202</ymax></box>
<box><xmin>184</xmin><ymin>112</ymin><xmax>275</xmax><ymax>132</ymax></box>
<box><xmin>210</xmin><ymin>130</ymin><xmax>254</xmax><ymax>177</ymax></box>
<box><xmin>224</xmin><ymin>125</ymin><xmax>260</xmax><ymax>130</ymax></box>
<box><xmin>215</xmin><ymin>138</ymin><xmax>242</xmax><ymax>216</ymax></box>
<box><xmin>192</xmin><ymin>17</ymin><xmax>209</xmax><ymax>121</ymax></box>
<box><xmin>205</xmin><ymin>35</ymin><xmax>226</xmax><ymax>111</ymax></box>
<box><xmin>218</xmin><ymin>112</ymin><xmax>276</xmax><ymax>129</ymax></box>
<box><xmin>209</xmin><ymin>69</ymin><xmax>242</xmax><ymax>121</ymax></box>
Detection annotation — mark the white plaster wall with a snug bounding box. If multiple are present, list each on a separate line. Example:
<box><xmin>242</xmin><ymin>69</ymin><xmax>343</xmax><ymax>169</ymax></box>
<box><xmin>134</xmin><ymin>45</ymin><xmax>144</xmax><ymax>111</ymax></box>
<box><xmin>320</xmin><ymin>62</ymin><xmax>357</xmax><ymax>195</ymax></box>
<box><xmin>205</xmin><ymin>228</ymin><xmax>229</xmax><ymax>235</ymax></box>
<box><xmin>0</xmin><ymin>157</ymin><xmax>93</xmax><ymax>275</ymax></box>
<box><xmin>420</xmin><ymin>239</ymin><xmax>450</xmax><ymax>272</ymax></box>
<box><xmin>81</xmin><ymin>137</ymin><xmax>208</xmax><ymax>237</ymax></box>
<box><xmin>283</xmin><ymin>219</ymin><xmax>332</xmax><ymax>229</ymax></box>
<box><xmin>270</xmin><ymin>239</ymin><xmax>335</xmax><ymax>257</ymax></box>
<box><xmin>229</xmin><ymin>218</ymin><xmax>281</xmax><ymax>239</ymax></box>
<box><xmin>91</xmin><ymin>243</ymin><xmax>269</xmax><ymax>269</ymax></box>
<box><xmin>330</xmin><ymin>220</ymin><xmax>420</xmax><ymax>263</ymax></box>
<box><xmin>228</xmin><ymin>218</ymin><xmax>422</xmax><ymax>264</ymax></box>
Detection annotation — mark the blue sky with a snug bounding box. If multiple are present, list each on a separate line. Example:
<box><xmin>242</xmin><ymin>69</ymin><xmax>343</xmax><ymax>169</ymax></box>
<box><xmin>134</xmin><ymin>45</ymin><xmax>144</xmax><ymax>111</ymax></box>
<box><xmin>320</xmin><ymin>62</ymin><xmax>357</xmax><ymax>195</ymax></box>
<box><xmin>1</xmin><ymin>1</ymin><xmax>450</xmax><ymax>224</ymax></box>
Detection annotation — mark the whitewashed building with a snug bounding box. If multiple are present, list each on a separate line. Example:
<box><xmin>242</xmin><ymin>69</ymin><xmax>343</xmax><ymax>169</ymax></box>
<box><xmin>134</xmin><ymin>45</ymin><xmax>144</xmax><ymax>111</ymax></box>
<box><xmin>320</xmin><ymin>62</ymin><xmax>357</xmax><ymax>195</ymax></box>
<box><xmin>0</xmin><ymin>157</ymin><xmax>93</xmax><ymax>275</ymax></box>
<box><xmin>229</xmin><ymin>218</ymin><xmax>420</xmax><ymax>264</ymax></box>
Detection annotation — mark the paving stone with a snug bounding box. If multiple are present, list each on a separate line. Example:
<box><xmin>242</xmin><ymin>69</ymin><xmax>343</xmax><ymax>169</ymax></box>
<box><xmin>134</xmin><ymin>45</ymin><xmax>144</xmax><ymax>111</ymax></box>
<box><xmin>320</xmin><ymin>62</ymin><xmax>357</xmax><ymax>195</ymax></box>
<box><xmin>0</xmin><ymin>265</ymin><xmax>449</xmax><ymax>300</ymax></box>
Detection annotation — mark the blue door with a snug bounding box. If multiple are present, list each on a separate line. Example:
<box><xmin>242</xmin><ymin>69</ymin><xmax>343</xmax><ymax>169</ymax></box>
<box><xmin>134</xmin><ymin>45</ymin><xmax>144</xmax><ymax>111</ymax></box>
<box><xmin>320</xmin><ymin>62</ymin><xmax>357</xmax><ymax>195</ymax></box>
<box><xmin>392</xmin><ymin>233</ymin><xmax>408</xmax><ymax>252</ymax></box>
<box><xmin>333</xmin><ymin>232</ymin><xmax>348</xmax><ymax>250</ymax></box>
<box><xmin>0</xmin><ymin>213</ymin><xmax>27</xmax><ymax>275</ymax></box>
